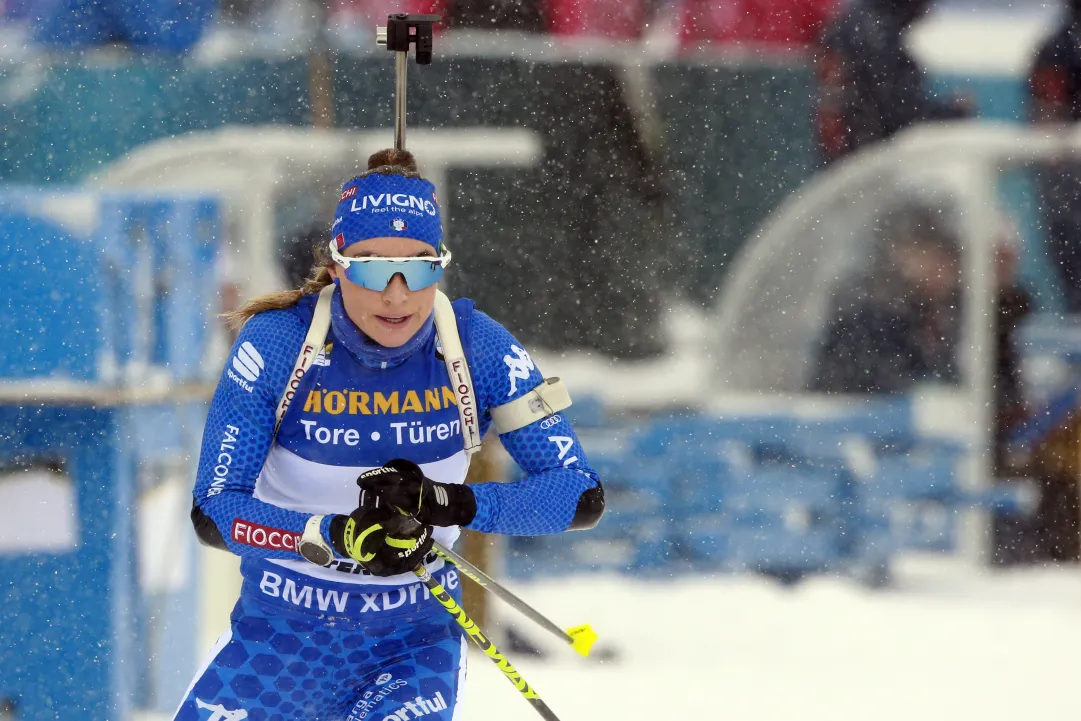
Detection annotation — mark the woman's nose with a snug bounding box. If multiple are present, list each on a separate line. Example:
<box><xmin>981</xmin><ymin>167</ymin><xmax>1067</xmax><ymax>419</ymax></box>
<box><xmin>382</xmin><ymin>273</ymin><xmax>410</xmax><ymax>302</ymax></box>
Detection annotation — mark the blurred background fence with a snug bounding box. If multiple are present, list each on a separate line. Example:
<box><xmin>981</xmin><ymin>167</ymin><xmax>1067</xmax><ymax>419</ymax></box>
<box><xmin>0</xmin><ymin>191</ymin><xmax>220</xmax><ymax>718</ymax></box>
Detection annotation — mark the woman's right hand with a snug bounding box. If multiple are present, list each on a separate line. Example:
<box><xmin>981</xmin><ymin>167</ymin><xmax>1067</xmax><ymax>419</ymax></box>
<box><xmin>327</xmin><ymin>506</ymin><xmax>434</xmax><ymax>577</ymax></box>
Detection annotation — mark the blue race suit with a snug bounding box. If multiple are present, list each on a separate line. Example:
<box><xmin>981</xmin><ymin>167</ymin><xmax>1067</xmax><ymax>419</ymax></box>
<box><xmin>174</xmin><ymin>288</ymin><xmax>601</xmax><ymax>721</ymax></box>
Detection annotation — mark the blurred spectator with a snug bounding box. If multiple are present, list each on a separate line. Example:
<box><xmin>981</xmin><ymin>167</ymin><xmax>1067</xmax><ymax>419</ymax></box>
<box><xmin>1028</xmin><ymin>0</ymin><xmax>1081</xmax><ymax>313</ymax></box>
<box><xmin>810</xmin><ymin>205</ymin><xmax>962</xmax><ymax>394</ymax></box>
<box><xmin>680</xmin><ymin>0</ymin><xmax>839</xmax><ymax>52</ymax></box>
<box><xmin>812</xmin><ymin>206</ymin><xmax>1035</xmax><ymax>402</ymax></box>
<box><xmin>817</xmin><ymin>0</ymin><xmax>969</xmax><ymax>163</ymax></box>
<box><xmin>813</xmin><ymin>206</ymin><xmax>1048</xmax><ymax>565</ymax></box>
<box><xmin>30</xmin><ymin>0</ymin><xmax>216</xmax><ymax>53</ymax></box>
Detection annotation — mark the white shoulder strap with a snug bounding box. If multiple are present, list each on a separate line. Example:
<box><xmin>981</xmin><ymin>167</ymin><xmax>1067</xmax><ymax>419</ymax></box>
<box><xmin>274</xmin><ymin>284</ymin><xmax>334</xmax><ymax>436</ymax></box>
<box><xmin>434</xmin><ymin>290</ymin><xmax>483</xmax><ymax>455</ymax></box>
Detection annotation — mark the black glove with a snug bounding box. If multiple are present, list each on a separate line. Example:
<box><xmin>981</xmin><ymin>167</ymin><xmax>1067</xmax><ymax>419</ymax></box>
<box><xmin>357</xmin><ymin>459</ymin><xmax>477</xmax><ymax>527</ymax></box>
<box><xmin>327</xmin><ymin>505</ymin><xmax>433</xmax><ymax>577</ymax></box>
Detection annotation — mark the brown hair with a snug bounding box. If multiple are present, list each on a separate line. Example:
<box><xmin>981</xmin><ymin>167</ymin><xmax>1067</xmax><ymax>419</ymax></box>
<box><xmin>223</xmin><ymin>148</ymin><xmax>423</xmax><ymax>329</ymax></box>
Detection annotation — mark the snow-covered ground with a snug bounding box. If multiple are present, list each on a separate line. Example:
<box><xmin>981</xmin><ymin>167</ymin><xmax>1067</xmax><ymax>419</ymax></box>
<box><xmin>459</xmin><ymin>556</ymin><xmax>1081</xmax><ymax>721</ymax></box>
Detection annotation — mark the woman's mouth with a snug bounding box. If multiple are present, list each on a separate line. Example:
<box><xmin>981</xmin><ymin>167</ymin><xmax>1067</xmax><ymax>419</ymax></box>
<box><xmin>376</xmin><ymin>314</ymin><xmax>411</xmax><ymax>327</ymax></box>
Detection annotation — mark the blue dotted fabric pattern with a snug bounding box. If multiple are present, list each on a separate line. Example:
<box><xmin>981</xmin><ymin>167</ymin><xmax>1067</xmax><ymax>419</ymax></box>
<box><xmin>456</xmin><ymin>303</ymin><xmax>601</xmax><ymax>536</ymax></box>
<box><xmin>334</xmin><ymin>175</ymin><xmax>442</xmax><ymax>252</ymax></box>
<box><xmin>471</xmin><ymin>419</ymin><xmax>598</xmax><ymax>535</ymax></box>
<box><xmin>173</xmin><ymin>595</ymin><xmax>463</xmax><ymax>721</ymax></box>
<box><xmin>193</xmin><ymin>298</ymin><xmax>315</xmax><ymax>561</ymax></box>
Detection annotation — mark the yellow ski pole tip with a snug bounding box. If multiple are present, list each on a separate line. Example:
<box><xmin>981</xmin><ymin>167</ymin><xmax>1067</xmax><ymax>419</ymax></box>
<box><xmin>566</xmin><ymin>624</ymin><xmax>598</xmax><ymax>657</ymax></box>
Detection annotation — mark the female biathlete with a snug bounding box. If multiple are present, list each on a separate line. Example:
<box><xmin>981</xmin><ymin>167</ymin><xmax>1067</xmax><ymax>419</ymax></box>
<box><xmin>174</xmin><ymin>149</ymin><xmax>604</xmax><ymax>721</ymax></box>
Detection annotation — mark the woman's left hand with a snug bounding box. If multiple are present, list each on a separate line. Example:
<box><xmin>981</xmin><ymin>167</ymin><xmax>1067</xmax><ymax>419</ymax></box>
<box><xmin>357</xmin><ymin>459</ymin><xmax>476</xmax><ymax>528</ymax></box>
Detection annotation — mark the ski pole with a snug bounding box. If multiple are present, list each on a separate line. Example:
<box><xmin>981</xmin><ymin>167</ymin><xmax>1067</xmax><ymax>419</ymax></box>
<box><xmin>432</xmin><ymin>540</ymin><xmax>598</xmax><ymax>657</ymax></box>
<box><xmin>414</xmin><ymin>566</ymin><xmax>562</xmax><ymax>721</ymax></box>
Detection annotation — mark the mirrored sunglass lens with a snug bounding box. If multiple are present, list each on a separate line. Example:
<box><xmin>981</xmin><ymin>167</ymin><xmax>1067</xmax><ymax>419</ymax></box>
<box><xmin>343</xmin><ymin>260</ymin><xmax>443</xmax><ymax>290</ymax></box>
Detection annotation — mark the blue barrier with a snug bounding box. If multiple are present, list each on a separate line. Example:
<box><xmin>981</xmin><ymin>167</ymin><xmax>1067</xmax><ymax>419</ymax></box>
<box><xmin>0</xmin><ymin>191</ymin><xmax>219</xmax><ymax>720</ymax></box>
<box><xmin>506</xmin><ymin>400</ymin><xmax>1024</xmax><ymax>584</ymax></box>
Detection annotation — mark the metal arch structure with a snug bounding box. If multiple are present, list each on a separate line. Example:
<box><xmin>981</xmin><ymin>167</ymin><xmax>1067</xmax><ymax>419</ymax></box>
<box><xmin>714</xmin><ymin>121</ymin><xmax>1081</xmax><ymax>394</ymax></box>
<box><xmin>710</xmin><ymin>121</ymin><xmax>1081</xmax><ymax>554</ymax></box>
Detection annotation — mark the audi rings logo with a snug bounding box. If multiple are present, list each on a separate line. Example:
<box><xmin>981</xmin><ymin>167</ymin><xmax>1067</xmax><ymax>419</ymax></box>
<box><xmin>376</xmin><ymin>673</ymin><xmax>393</xmax><ymax>685</ymax></box>
<box><xmin>540</xmin><ymin>415</ymin><xmax>563</xmax><ymax>430</ymax></box>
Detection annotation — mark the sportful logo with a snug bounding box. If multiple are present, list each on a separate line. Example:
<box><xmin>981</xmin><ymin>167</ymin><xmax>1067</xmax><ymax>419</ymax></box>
<box><xmin>196</xmin><ymin>698</ymin><xmax>248</xmax><ymax>720</ymax></box>
<box><xmin>376</xmin><ymin>673</ymin><xmax>393</xmax><ymax>685</ymax></box>
<box><xmin>432</xmin><ymin>486</ymin><xmax>449</xmax><ymax>506</ymax></box>
<box><xmin>227</xmin><ymin>342</ymin><xmax>263</xmax><ymax>392</ymax></box>
<box><xmin>503</xmin><ymin>345</ymin><xmax>535</xmax><ymax>396</ymax></box>
<box><xmin>395</xmin><ymin>526</ymin><xmax>430</xmax><ymax>559</ymax></box>
<box><xmin>232</xmin><ymin>342</ymin><xmax>263</xmax><ymax>382</ymax></box>
<box><xmin>380</xmin><ymin>692</ymin><xmax>449</xmax><ymax>720</ymax></box>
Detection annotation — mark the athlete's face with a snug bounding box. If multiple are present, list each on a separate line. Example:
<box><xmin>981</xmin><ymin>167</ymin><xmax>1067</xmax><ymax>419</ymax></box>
<box><xmin>328</xmin><ymin>236</ymin><xmax>439</xmax><ymax>348</ymax></box>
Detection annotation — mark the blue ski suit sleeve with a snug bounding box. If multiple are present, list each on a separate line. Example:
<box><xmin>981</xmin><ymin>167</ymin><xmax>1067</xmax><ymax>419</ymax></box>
<box><xmin>460</xmin><ymin>306</ymin><xmax>603</xmax><ymax>536</ymax></box>
<box><xmin>192</xmin><ymin>306</ymin><xmax>325</xmax><ymax>561</ymax></box>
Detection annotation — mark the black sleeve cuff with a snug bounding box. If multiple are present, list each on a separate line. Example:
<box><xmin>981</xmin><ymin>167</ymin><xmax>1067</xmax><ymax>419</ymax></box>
<box><xmin>426</xmin><ymin>482</ymin><xmax>477</xmax><ymax>528</ymax></box>
<box><xmin>328</xmin><ymin>514</ymin><xmax>350</xmax><ymax>558</ymax></box>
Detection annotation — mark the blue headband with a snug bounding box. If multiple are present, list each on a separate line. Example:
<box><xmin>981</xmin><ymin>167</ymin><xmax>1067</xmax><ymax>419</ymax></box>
<box><xmin>332</xmin><ymin>173</ymin><xmax>442</xmax><ymax>253</ymax></box>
